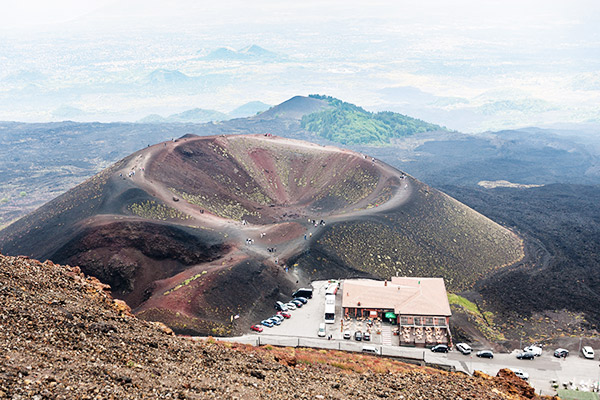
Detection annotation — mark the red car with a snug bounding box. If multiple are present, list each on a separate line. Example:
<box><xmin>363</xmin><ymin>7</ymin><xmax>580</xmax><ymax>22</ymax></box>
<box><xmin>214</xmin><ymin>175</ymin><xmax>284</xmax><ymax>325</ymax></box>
<box><xmin>251</xmin><ymin>324</ymin><xmax>264</xmax><ymax>333</ymax></box>
<box><xmin>277</xmin><ymin>311</ymin><xmax>291</xmax><ymax>319</ymax></box>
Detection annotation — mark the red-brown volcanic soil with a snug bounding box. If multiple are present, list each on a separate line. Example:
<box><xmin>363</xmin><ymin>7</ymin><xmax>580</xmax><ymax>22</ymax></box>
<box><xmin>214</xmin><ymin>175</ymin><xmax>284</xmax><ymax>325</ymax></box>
<box><xmin>0</xmin><ymin>134</ymin><xmax>524</xmax><ymax>335</ymax></box>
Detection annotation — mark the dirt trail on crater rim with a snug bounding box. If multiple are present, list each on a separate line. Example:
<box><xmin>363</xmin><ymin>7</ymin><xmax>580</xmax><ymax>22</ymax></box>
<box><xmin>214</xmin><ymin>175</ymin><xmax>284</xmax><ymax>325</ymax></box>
<box><xmin>0</xmin><ymin>134</ymin><xmax>524</xmax><ymax>336</ymax></box>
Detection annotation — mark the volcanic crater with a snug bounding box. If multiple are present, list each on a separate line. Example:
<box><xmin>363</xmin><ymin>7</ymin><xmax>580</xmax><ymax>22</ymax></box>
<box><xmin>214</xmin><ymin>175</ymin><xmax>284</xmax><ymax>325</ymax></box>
<box><xmin>0</xmin><ymin>134</ymin><xmax>524</xmax><ymax>335</ymax></box>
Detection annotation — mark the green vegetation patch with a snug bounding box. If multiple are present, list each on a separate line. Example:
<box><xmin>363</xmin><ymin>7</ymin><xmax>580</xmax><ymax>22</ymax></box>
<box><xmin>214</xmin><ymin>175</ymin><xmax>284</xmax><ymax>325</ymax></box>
<box><xmin>301</xmin><ymin>95</ymin><xmax>445</xmax><ymax>145</ymax></box>
<box><xmin>128</xmin><ymin>200</ymin><xmax>190</xmax><ymax>221</ymax></box>
<box><xmin>164</xmin><ymin>270</ymin><xmax>208</xmax><ymax>296</ymax></box>
<box><xmin>172</xmin><ymin>188</ymin><xmax>259</xmax><ymax>221</ymax></box>
<box><xmin>316</xmin><ymin>165</ymin><xmax>379</xmax><ymax>205</ymax></box>
<box><xmin>448</xmin><ymin>293</ymin><xmax>505</xmax><ymax>341</ymax></box>
<box><xmin>557</xmin><ymin>390</ymin><xmax>599</xmax><ymax>400</ymax></box>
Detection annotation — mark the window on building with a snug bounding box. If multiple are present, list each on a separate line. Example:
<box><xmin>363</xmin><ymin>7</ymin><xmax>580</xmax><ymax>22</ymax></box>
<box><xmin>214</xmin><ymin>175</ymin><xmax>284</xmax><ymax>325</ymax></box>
<box><xmin>424</xmin><ymin>317</ymin><xmax>434</xmax><ymax>326</ymax></box>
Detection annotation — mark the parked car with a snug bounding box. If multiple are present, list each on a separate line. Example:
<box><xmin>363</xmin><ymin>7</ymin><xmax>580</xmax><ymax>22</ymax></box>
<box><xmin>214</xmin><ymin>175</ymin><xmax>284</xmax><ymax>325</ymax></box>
<box><xmin>275</xmin><ymin>301</ymin><xmax>288</xmax><ymax>312</ymax></box>
<box><xmin>354</xmin><ymin>331</ymin><xmax>362</xmax><ymax>341</ymax></box>
<box><xmin>250</xmin><ymin>324</ymin><xmax>263</xmax><ymax>332</ymax></box>
<box><xmin>294</xmin><ymin>297</ymin><xmax>308</xmax><ymax>304</ymax></box>
<box><xmin>269</xmin><ymin>317</ymin><xmax>282</xmax><ymax>326</ymax></box>
<box><xmin>363</xmin><ymin>332</ymin><xmax>371</xmax><ymax>341</ymax></box>
<box><xmin>291</xmin><ymin>299</ymin><xmax>303</xmax><ymax>308</ymax></box>
<box><xmin>456</xmin><ymin>343</ymin><xmax>472</xmax><ymax>355</ymax></box>
<box><xmin>277</xmin><ymin>311</ymin><xmax>291</xmax><ymax>319</ymax></box>
<box><xmin>431</xmin><ymin>344</ymin><xmax>449</xmax><ymax>353</ymax></box>
<box><xmin>476</xmin><ymin>350</ymin><xmax>494</xmax><ymax>358</ymax></box>
<box><xmin>271</xmin><ymin>315</ymin><xmax>284</xmax><ymax>323</ymax></box>
<box><xmin>292</xmin><ymin>288</ymin><xmax>313</xmax><ymax>299</ymax></box>
<box><xmin>285</xmin><ymin>302</ymin><xmax>297</xmax><ymax>310</ymax></box>
<box><xmin>523</xmin><ymin>345</ymin><xmax>542</xmax><ymax>356</ymax></box>
<box><xmin>261</xmin><ymin>319</ymin><xmax>274</xmax><ymax>327</ymax></box>
<box><xmin>509</xmin><ymin>368</ymin><xmax>529</xmax><ymax>381</ymax></box>
<box><xmin>343</xmin><ymin>330</ymin><xmax>351</xmax><ymax>339</ymax></box>
<box><xmin>582</xmin><ymin>346</ymin><xmax>595</xmax><ymax>359</ymax></box>
<box><xmin>318</xmin><ymin>323</ymin><xmax>326</xmax><ymax>337</ymax></box>
<box><xmin>516</xmin><ymin>352</ymin><xmax>535</xmax><ymax>360</ymax></box>
<box><xmin>554</xmin><ymin>348</ymin><xmax>569</xmax><ymax>358</ymax></box>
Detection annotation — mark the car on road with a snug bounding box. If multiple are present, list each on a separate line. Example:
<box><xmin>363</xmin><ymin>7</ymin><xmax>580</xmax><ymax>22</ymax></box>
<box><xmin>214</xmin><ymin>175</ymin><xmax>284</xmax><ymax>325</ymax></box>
<box><xmin>275</xmin><ymin>301</ymin><xmax>288</xmax><ymax>312</ymax></box>
<box><xmin>362</xmin><ymin>345</ymin><xmax>379</xmax><ymax>355</ymax></box>
<box><xmin>582</xmin><ymin>346</ymin><xmax>595</xmax><ymax>359</ymax></box>
<box><xmin>261</xmin><ymin>319</ymin><xmax>274</xmax><ymax>327</ymax></box>
<box><xmin>285</xmin><ymin>302</ymin><xmax>297</xmax><ymax>310</ymax></box>
<box><xmin>516</xmin><ymin>351</ymin><xmax>535</xmax><ymax>360</ymax></box>
<box><xmin>509</xmin><ymin>368</ymin><xmax>529</xmax><ymax>381</ymax></box>
<box><xmin>456</xmin><ymin>343</ymin><xmax>472</xmax><ymax>355</ymax></box>
<box><xmin>431</xmin><ymin>344</ymin><xmax>449</xmax><ymax>353</ymax></box>
<box><xmin>294</xmin><ymin>297</ymin><xmax>308</xmax><ymax>304</ymax></box>
<box><xmin>523</xmin><ymin>345</ymin><xmax>542</xmax><ymax>356</ymax></box>
<box><xmin>354</xmin><ymin>331</ymin><xmax>362</xmax><ymax>341</ymax></box>
<box><xmin>291</xmin><ymin>299</ymin><xmax>303</xmax><ymax>308</ymax></box>
<box><xmin>363</xmin><ymin>332</ymin><xmax>371</xmax><ymax>341</ymax></box>
<box><xmin>318</xmin><ymin>323</ymin><xmax>326</xmax><ymax>337</ymax></box>
<box><xmin>250</xmin><ymin>324</ymin><xmax>263</xmax><ymax>332</ymax></box>
<box><xmin>553</xmin><ymin>348</ymin><xmax>569</xmax><ymax>358</ymax></box>
<box><xmin>343</xmin><ymin>330</ymin><xmax>351</xmax><ymax>340</ymax></box>
<box><xmin>277</xmin><ymin>311</ymin><xmax>291</xmax><ymax>319</ymax></box>
<box><xmin>476</xmin><ymin>350</ymin><xmax>494</xmax><ymax>359</ymax></box>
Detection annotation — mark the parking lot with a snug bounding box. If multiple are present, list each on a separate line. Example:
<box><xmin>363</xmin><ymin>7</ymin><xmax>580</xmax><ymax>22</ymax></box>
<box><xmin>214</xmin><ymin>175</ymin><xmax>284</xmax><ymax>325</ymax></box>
<box><xmin>258</xmin><ymin>280</ymin><xmax>397</xmax><ymax>344</ymax></box>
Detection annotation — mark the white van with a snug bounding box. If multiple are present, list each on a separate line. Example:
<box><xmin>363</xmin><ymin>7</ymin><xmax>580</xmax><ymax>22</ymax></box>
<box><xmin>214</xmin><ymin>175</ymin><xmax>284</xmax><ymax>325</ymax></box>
<box><xmin>318</xmin><ymin>323</ymin><xmax>326</xmax><ymax>337</ymax></box>
<box><xmin>362</xmin><ymin>345</ymin><xmax>379</xmax><ymax>355</ymax></box>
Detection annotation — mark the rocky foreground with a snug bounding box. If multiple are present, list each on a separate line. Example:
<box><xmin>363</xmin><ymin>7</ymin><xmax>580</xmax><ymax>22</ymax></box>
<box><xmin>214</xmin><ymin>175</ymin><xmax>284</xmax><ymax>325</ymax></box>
<box><xmin>0</xmin><ymin>253</ymin><xmax>555</xmax><ymax>400</ymax></box>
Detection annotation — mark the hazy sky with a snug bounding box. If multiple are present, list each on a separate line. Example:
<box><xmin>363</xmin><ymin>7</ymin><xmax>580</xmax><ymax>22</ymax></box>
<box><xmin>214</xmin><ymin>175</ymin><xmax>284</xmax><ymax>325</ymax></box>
<box><xmin>1</xmin><ymin>0</ymin><xmax>599</xmax><ymax>131</ymax></box>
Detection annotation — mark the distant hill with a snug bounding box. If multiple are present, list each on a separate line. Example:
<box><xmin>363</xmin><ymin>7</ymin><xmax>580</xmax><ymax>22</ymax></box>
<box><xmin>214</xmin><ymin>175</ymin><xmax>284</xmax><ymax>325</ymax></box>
<box><xmin>300</xmin><ymin>94</ymin><xmax>446</xmax><ymax>145</ymax></box>
<box><xmin>167</xmin><ymin>108</ymin><xmax>228</xmax><ymax>123</ymax></box>
<box><xmin>138</xmin><ymin>108</ymin><xmax>228</xmax><ymax>124</ymax></box>
<box><xmin>200</xmin><ymin>45</ymin><xmax>282</xmax><ymax>61</ymax></box>
<box><xmin>228</xmin><ymin>101</ymin><xmax>271</xmax><ymax>118</ymax></box>
<box><xmin>145</xmin><ymin>69</ymin><xmax>192</xmax><ymax>84</ymax></box>
<box><xmin>257</xmin><ymin>95</ymin><xmax>331</xmax><ymax>120</ymax></box>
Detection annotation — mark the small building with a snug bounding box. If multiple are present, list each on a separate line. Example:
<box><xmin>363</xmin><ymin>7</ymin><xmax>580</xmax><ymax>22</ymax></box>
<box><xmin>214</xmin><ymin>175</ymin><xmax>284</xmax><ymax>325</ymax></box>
<box><xmin>341</xmin><ymin>277</ymin><xmax>452</xmax><ymax>347</ymax></box>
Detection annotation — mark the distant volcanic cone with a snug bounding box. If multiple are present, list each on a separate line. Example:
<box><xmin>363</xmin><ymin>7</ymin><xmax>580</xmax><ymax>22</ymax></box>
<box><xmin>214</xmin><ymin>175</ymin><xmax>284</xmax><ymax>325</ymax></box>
<box><xmin>0</xmin><ymin>134</ymin><xmax>523</xmax><ymax>335</ymax></box>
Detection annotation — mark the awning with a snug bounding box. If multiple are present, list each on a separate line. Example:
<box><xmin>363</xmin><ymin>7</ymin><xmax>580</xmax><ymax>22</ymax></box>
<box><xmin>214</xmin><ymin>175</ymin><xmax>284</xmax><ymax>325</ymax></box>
<box><xmin>385</xmin><ymin>312</ymin><xmax>397</xmax><ymax>319</ymax></box>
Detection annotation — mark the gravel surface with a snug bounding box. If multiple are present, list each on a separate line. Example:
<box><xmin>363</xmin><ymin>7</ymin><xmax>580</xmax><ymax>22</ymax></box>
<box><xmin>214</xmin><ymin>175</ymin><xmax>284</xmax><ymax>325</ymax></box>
<box><xmin>0</xmin><ymin>253</ymin><xmax>557</xmax><ymax>399</ymax></box>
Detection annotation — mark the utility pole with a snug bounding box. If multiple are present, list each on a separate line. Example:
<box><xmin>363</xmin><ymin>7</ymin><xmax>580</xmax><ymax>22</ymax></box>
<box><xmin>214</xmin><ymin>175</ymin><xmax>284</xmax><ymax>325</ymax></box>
<box><xmin>578</xmin><ymin>337</ymin><xmax>582</xmax><ymax>353</ymax></box>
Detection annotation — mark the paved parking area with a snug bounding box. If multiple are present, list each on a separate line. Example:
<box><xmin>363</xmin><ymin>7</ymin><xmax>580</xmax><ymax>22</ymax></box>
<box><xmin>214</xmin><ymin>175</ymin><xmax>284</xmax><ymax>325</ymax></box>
<box><xmin>260</xmin><ymin>280</ymin><xmax>395</xmax><ymax>344</ymax></box>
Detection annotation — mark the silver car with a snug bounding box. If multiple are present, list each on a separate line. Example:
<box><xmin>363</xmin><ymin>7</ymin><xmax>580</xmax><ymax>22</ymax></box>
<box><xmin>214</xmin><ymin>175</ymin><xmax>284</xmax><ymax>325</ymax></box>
<box><xmin>456</xmin><ymin>343</ymin><xmax>472</xmax><ymax>354</ymax></box>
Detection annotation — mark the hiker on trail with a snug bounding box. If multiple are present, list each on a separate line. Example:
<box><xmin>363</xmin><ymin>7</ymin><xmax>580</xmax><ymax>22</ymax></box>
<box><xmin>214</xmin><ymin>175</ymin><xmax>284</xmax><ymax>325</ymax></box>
<box><xmin>304</xmin><ymin>234</ymin><xmax>307</xmax><ymax>240</ymax></box>
<box><xmin>309</xmin><ymin>232</ymin><xmax>312</xmax><ymax>238</ymax></box>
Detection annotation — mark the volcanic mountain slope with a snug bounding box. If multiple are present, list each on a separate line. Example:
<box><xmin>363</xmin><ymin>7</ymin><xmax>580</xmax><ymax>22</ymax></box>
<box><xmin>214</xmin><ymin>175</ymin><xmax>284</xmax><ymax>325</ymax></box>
<box><xmin>0</xmin><ymin>134</ymin><xmax>524</xmax><ymax>335</ymax></box>
<box><xmin>0</xmin><ymin>253</ymin><xmax>553</xmax><ymax>400</ymax></box>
